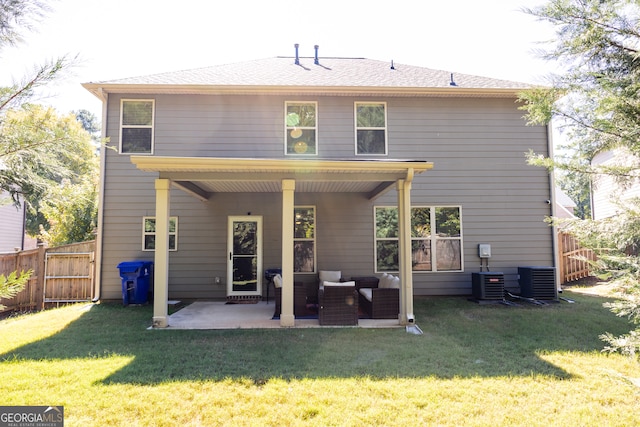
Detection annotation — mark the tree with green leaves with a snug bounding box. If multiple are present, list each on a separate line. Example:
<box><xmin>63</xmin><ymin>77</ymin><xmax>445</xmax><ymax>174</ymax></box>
<box><xmin>1</xmin><ymin>0</ymin><xmax>96</xmax><ymax>246</ymax></box>
<box><xmin>1</xmin><ymin>1</ymin><xmax>94</xmax><ymax>303</ymax></box>
<box><xmin>520</xmin><ymin>0</ymin><xmax>640</xmax><ymax>358</ymax></box>
<box><xmin>0</xmin><ymin>270</ymin><xmax>31</xmax><ymax>311</ymax></box>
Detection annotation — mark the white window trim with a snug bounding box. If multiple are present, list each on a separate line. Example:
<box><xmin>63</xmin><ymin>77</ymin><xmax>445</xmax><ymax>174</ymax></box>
<box><xmin>373</xmin><ymin>205</ymin><xmax>464</xmax><ymax>273</ymax></box>
<box><xmin>142</xmin><ymin>216</ymin><xmax>178</xmax><ymax>252</ymax></box>
<box><xmin>294</xmin><ymin>205</ymin><xmax>316</xmax><ymax>274</ymax></box>
<box><xmin>285</xmin><ymin>101</ymin><xmax>318</xmax><ymax>156</ymax></box>
<box><xmin>120</xmin><ymin>99</ymin><xmax>155</xmax><ymax>155</ymax></box>
<box><xmin>355</xmin><ymin>101</ymin><xmax>388</xmax><ymax>156</ymax></box>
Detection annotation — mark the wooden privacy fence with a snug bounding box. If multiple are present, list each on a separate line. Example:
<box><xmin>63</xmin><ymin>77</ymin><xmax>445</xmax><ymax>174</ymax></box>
<box><xmin>0</xmin><ymin>241</ymin><xmax>95</xmax><ymax>313</ymax></box>
<box><xmin>558</xmin><ymin>232</ymin><xmax>595</xmax><ymax>284</ymax></box>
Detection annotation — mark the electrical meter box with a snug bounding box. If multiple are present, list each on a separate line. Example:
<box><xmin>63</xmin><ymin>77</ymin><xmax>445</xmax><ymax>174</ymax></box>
<box><xmin>478</xmin><ymin>244</ymin><xmax>492</xmax><ymax>258</ymax></box>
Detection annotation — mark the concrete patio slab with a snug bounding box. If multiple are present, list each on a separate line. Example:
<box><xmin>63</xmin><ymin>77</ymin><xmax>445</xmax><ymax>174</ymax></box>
<box><xmin>162</xmin><ymin>301</ymin><xmax>402</xmax><ymax>330</ymax></box>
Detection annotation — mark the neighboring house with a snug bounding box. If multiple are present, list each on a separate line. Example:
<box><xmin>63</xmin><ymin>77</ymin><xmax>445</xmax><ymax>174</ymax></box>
<box><xmin>0</xmin><ymin>192</ymin><xmax>26</xmax><ymax>253</ymax></box>
<box><xmin>83</xmin><ymin>48</ymin><xmax>555</xmax><ymax>327</ymax></box>
<box><xmin>591</xmin><ymin>149</ymin><xmax>640</xmax><ymax>220</ymax></box>
<box><xmin>554</xmin><ymin>187</ymin><xmax>577</xmax><ymax>219</ymax></box>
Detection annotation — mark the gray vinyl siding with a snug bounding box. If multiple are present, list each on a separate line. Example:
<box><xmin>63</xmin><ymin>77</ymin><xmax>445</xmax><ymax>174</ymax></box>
<box><xmin>99</xmin><ymin>93</ymin><xmax>552</xmax><ymax>300</ymax></box>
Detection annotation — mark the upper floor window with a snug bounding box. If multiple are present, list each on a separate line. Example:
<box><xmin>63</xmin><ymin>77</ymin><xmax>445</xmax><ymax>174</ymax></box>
<box><xmin>374</xmin><ymin>206</ymin><xmax>462</xmax><ymax>273</ymax></box>
<box><xmin>285</xmin><ymin>102</ymin><xmax>317</xmax><ymax>155</ymax></box>
<box><xmin>120</xmin><ymin>99</ymin><xmax>155</xmax><ymax>154</ymax></box>
<box><xmin>355</xmin><ymin>102</ymin><xmax>387</xmax><ymax>155</ymax></box>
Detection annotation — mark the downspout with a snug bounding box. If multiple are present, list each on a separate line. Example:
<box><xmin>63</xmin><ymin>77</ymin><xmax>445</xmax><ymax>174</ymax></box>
<box><xmin>92</xmin><ymin>88</ymin><xmax>108</xmax><ymax>302</ymax></box>
<box><xmin>547</xmin><ymin>122</ymin><xmax>561</xmax><ymax>290</ymax></box>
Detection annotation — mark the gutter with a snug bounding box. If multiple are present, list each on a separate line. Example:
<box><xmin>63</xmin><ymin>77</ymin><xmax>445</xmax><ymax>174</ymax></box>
<box><xmin>547</xmin><ymin>122</ymin><xmax>561</xmax><ymax>290</ymax></box>
<box><xmin>81</xmin><ymin>83</ymin><xmax>527</xmax><ymax>100</ymax></box>
<box><xmin>92</xmin><ymin>88</ymin><xmax>108</xmax><ymax>302</ymax></box>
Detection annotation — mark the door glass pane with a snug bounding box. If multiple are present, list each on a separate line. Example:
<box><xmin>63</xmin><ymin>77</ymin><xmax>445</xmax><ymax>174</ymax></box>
<box><xmin>233</xmin><ymin>257</ymin><xmax>257</xmax><ymax>291</ymax></box>
<box><xmin>233</xmin><ymin>221</ymin><xmax>257</xmax><ymax>254</ymax></box>
<box><xmin>232</xmin><ymin>221</ymin><xmax>258</xmax><ymax>291</ymax></box>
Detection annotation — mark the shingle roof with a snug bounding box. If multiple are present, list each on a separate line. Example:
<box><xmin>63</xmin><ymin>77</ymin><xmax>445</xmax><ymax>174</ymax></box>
<box><xmin>83</xmin><ymin>57</ymin><xmax>532</xmax><ymax>99</ymax></box>
<box><xmin>99</xmin><ymin>57</ymin><xmax>529</xmax><ymax>88</ymax></box>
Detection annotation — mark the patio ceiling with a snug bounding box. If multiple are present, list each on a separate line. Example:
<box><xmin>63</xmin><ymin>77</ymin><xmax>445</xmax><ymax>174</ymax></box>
<box><xmin>130</xmin><ymin>157</ymin><xmax>434</xmax><ymax>201</ymax></box>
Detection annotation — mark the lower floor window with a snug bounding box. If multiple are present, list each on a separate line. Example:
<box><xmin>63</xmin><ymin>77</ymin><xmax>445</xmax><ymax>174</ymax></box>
<box><xmin>294</xmin><ymin>206</ymin><xmax>315</xmax><ymax>272</ymax></box>
<box><xmin>375</xmin><ymin>206</ymin><xmax>462</xmax><ymax>273</ymax></box>
<box><xmin>143</xmin><ymin>216</ymin><xmax>178</xmax><ymax>251</ymax></box>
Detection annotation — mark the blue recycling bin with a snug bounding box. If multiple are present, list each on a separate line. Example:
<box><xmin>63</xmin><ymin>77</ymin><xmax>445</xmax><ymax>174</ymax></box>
<box><xmin>117</xmin><ymin>261</ymin><xmax>153</xmax><ymax>305</ymax></box>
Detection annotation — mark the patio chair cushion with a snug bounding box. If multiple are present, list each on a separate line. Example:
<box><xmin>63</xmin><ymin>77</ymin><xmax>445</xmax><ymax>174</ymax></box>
<box><xmin>319</xmin><ymin>270</ymin><xmax>342</xmax><ymax>282</ymax></box>
<box><xmin>359</xmin><ymin>288</ymin><xmax>373</xmax><ymax>302</ymax></box>
<box><xmin>322</xmin><ymin>280</ymin><xmax>355</xmax><ymax>287</ymax></box>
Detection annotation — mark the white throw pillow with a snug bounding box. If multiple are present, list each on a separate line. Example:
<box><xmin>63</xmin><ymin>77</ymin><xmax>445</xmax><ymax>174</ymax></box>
<box><xmin>273</xmin><ymin>274</ymin><xmax>282</xmax><ymax>288</ymax></box>
<box><xmin>390</xmin><ymin>276</ymin><xmax>401</xmax><ymax>289</ymax></box>
<box><xmin>319</xmin><ymin>270</ymin><xmax>342</xmax><ymax>282</ymax></box>
<box><xmin>379</xmin><ymin>273</ymin><xmax>392</xmax><ymax>288</ymax></box>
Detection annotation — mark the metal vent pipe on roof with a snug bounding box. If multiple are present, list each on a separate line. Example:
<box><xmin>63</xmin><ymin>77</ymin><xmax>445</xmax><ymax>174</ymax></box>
<box><xmin>294</xmin><ymin>43</ymin><xmax>300</xmax><ymax>65</ymax></box>
<box><xmin>314</xmin><ymin>45</ymin><xmax>319</xmax><ymax>64</ymax></box>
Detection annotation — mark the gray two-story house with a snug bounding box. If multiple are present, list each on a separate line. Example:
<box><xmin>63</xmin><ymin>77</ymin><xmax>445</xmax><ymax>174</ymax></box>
<box><xmin>83</xmin><ymin>49</ymin><xmax>555</xmax><ymax>328</ymax></box>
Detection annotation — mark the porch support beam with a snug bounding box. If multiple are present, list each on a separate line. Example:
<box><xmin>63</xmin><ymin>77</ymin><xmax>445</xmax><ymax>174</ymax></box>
<box><xmin>152</xmin><ymin>178</ymin><xmax>171</xmax><ymax>328</ymax></box>
<box><xmin>172</xmin><ymin>181</ymin><xmax>212</xmax><ymax>201</ymax></box>
<box><xmin>397</xmin><ymin>174</ymin><xmax>414</xmax><ymax>325</ymax></box>
<box><xmin>280</xmin><ymin>179</ymin><xmax>296</xmax><ymax>327</ymax></box>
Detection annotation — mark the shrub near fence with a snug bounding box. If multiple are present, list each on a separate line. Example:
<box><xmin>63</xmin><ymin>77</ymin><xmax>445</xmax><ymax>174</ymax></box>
<box><xmin>0</xmin><ymin>241</ymin><xmax>95</xmax><ymax>313</ymax></box>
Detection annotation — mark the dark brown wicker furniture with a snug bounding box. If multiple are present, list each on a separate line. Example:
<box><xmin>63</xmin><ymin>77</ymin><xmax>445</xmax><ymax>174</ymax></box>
<box><xmin>354</xmin><ymin>276</ymin><xmax>400</xmax><ymax>319</ymax></box>
<box><xmin>318</xmin><ymin>284</ymin><xmax>358</xmax><ymax>325</ymax></box>
<box><xmin>273</xmin><ymin>282</ymin><xmax>307</xmax><ymax>317</ymax></box>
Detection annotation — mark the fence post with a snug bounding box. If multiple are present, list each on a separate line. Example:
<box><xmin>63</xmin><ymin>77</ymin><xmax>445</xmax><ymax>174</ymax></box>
<box><xmin>36</xmin><ymin>244</ymin><xmax>46</xmax><ymax>310</ymax></box>
<box><xmin>558</xmin><ymin>233</ymin><xmax>565</xmax><ymax>284</ymax></box>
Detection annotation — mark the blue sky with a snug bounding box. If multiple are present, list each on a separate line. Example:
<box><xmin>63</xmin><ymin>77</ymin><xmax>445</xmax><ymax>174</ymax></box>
<box><xmin>0</xmin><ymin>0</ymin><xmax>556</xmax><ymax>117</ymax></box>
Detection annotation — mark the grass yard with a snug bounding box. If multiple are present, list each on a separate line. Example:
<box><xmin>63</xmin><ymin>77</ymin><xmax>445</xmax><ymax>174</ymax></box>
<box><xmin>1</xmin><ymin>288</ymin><xmax>639</xmax><ymax>426</ymax></box>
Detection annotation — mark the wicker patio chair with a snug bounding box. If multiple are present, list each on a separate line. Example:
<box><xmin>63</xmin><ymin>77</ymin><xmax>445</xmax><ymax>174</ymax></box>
<box><xmin>318</xmin><ymin>281</ymin><xmax>358</xmax><ymax>326</ymax></box>
<box><xmin>273</xmin><ymin>275</ymin><xmax>308</xmax><ymax>317</ymax></box>
<box><xmin>356</xmin><ymin>275</ymin><xmax>400</xmax><ymax>319</ymax></box>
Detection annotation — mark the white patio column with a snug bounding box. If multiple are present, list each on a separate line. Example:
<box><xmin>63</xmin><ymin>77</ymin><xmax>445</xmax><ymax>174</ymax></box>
<box><xmin>152</xmin><ymin>178</ymin><xmax>171</xmax><ymax>328</ymax></box>
<box><xmin>397</xmin><ymin>176</ymin><xmax>414</xmax><ymax>325</ymax></box>
<box><xmin>280</xmin><ymin>179</ymin><xmax>295</xmax><ymax>327</ymax></box>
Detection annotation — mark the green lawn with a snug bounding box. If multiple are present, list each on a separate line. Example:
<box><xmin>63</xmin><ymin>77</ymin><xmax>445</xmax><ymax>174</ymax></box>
<box><xmin>1</xmin><ymin>290</ymin><xmax>639</xmax><ymax>426</ymax></box>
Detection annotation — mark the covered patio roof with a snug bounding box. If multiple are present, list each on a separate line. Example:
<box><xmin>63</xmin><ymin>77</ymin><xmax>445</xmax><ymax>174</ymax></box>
<box><xmin>129</xmin><ymin>156</ymin><xmax>433</xmax><ymax>328</ymax></box>
<box><xmin>130</xmin><ymin>156</ymin><xmax>433</xmax><ymax>201</ymax></box>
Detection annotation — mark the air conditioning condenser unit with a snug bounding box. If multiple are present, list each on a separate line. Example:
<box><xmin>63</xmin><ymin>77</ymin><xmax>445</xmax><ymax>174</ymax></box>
<box><xmin>518</xmin><ymin>266</ymin><xmax>557</xmax><ymax>300</ymax></box>
<box><xmin>472</xmin><ymin>272</ymin><xmax>504</xmax><ymax>300</ymax></box>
